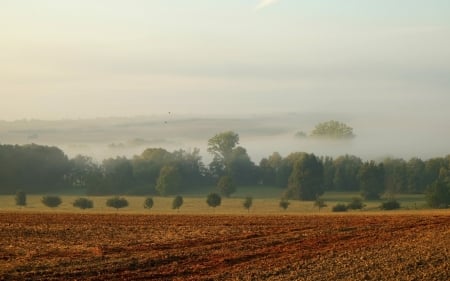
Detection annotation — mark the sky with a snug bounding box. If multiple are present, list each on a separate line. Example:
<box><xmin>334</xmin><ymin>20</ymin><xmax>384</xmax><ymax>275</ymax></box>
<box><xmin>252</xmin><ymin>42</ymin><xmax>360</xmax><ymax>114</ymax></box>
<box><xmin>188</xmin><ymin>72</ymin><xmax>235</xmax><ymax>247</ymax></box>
<box><xmin>1</xmin><ymin>0</ymin><xmax>450</xmax><ymax>120</ymax></box>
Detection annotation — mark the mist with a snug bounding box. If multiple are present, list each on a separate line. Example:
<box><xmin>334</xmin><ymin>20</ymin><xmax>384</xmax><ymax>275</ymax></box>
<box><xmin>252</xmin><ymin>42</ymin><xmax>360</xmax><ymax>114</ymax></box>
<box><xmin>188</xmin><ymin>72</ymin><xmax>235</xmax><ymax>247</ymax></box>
<box><xmin>1</xmin><ymin>112</ymin><xmax>449</xmax><ymax>164</ymax></box>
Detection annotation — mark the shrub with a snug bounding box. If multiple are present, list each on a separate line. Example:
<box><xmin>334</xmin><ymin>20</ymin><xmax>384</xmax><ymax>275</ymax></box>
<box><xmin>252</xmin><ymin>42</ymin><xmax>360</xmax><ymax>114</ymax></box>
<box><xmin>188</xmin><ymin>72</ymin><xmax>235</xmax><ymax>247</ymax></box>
<box><xmin>144</xmin><ymin>197</ymin><xmax>154</xmax><ymax>209</ymax></box>
<box><xmin>15</xmin><ymin>191</ymin><xmax>26</xmax><ymax>206</ymax></box>
<box><xmin>332</xmin><ymin>203</ymin><xmax>348</xmax><ymax>212</ymax></box>
<box><xmin>380</xmin><ymin>200</ymin><xmax>401</xmax><ymax>210</ymax></box>
<box><xmin>106</xmin><ymin>197</ymin><xmax>128</xmax><ymax>210</ymax></box>
<box><xmin>73</xmin><ymin>198</ymin><xmax>93</xmax><ymax>209</ymax></box>
<box><xmin>243</xmin><ymin>197</ymin><xmax>253</xmax><ymax>212</ymax></box>
<box><xmin>206</xmin><ymin>193</ymin><xmax>221</xmax><ymax>208</ymax></box>
<box><xmin>347</xmin><ymin>197</ymin><xmax>365</xmax><ymax>210</ymax></box>
<box><xmin>279</xmin><ymin>199</ymin><xmax>290</xmax><ymax>211</ymax></box>
<box><xmin>42</xmin><ymin>196</ymin><xmax>62</xmax><ymax>208</ymax></box>
<box><xmin>172</xmin><ymin>195</ymin><xmax>183</xmax><ymax>211</ymax></box>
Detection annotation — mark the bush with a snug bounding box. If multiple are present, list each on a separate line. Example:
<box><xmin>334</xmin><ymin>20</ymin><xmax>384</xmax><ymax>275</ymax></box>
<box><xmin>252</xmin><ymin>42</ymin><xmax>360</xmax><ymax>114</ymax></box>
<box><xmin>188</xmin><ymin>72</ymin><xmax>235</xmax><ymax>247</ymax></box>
<box><xmin>380</xmin><ymin>200</ymin><xmax>401</xmax><ymax>210</ymax></box>
<box><xmin>42</xmin><ymin>196</ymin><xmax>62</xmax><ymax>208</ymax></box>
<box><xmin>144</xmin><ymin>197</ymin><xmax>154</xmax><ymax>209</ymax></box>
<box><xmin>243</xmin><ymin>197</ymin><xmax>253</xmax><ymax>212</ymax></box>
<box><xmin>172</xmin><ymin>195</ymin><xmax>183</xmax><ymax>211</ymax></box>
<box><xmin>332</xmin><ymin>203</ymin><xmax>348</xmax><ymax>212</ymax></box>
<box><xmin>206</xmin><ymin>193</ymin><xmax>221</xmax><ymax>208</ymax></box>
<box><xmin>347</xmin><ymin>197</ymin><xmax>365</xmax><ymax>210</ymax></box>
<box><xmin>73</xmin><ymin>198</ymin><xmax>93</xmax><ymax>209</ymax></box>
<box><xmin>106</xmin><ymin>197</ymin><xmax>128</xmax><ymax>210</ymax></box>
<box><xmin>15</xmin><ymin>191</ymin><xmax>26</xmax><ymax>206</ymax></box>
<box><xmin>279</xmin><ymin>199</ymin><xmax>290</xmax><ymax>210</ymax></box>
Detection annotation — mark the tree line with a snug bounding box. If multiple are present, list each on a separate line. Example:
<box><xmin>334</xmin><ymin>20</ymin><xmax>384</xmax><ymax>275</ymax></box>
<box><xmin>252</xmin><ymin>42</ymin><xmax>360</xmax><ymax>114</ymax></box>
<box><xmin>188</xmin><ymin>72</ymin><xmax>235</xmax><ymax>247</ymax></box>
<box><xmin>0</xmin><ymin>131</ymin><xmax>449</xmax><ymax>207</ymax></box>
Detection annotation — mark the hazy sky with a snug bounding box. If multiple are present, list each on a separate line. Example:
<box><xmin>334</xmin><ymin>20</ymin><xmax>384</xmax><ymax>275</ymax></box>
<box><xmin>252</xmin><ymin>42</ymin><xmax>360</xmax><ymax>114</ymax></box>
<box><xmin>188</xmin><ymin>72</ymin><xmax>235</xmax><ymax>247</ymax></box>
<box><xmin>1</xmin><ymin>0</ymin><xmax>449</xmax><ymax>120</ymax></box>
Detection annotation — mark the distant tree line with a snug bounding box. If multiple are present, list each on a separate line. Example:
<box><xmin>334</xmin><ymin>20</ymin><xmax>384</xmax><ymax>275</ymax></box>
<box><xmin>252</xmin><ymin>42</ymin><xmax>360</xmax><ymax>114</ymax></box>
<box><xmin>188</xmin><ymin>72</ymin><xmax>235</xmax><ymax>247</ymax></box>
<box><xmin>0</xmin><ymin>132</ymin><xmax>449</xmax><ymax>207</ymax></box>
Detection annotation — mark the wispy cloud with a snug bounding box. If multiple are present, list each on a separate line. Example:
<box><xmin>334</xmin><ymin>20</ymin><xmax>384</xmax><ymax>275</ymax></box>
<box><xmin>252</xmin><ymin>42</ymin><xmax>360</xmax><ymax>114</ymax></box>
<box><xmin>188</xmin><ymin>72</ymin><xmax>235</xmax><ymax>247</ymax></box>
<box><xmin>255</xmin><ymin>0</ymin><xmax>281</xmax><ymax>10</ymax></box>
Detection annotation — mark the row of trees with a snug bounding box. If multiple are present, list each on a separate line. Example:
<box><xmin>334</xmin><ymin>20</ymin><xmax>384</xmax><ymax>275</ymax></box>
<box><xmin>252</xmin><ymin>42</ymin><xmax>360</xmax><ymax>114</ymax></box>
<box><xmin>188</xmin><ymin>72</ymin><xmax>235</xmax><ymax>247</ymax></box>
<box><xmin>1</xmin><ymin>131</ymin><xmax>450</xmax><ymax>207</ymax></box>
<box><xmin>15</xmin><ymin>193</ymin><xmax>254</xmax><ymax>212</ymax></box>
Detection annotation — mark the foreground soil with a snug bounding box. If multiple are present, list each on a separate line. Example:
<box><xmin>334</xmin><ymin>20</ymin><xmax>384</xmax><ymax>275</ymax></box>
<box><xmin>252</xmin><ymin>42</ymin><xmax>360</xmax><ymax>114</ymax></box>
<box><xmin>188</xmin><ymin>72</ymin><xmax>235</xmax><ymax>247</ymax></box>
<box><xmin>0</xmin><ymin>212</ymin><xmax>449</xmax><ymax>280</ymax></box>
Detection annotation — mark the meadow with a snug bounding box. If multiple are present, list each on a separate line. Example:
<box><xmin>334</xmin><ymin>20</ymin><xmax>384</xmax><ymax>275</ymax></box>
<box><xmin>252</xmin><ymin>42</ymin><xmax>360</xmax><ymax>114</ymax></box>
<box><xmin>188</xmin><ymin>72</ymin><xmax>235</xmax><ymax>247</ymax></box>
<box><xmin>0</xmin><ymin>189</ymin><xmax>429</xmax><ymax>215</ymax></box>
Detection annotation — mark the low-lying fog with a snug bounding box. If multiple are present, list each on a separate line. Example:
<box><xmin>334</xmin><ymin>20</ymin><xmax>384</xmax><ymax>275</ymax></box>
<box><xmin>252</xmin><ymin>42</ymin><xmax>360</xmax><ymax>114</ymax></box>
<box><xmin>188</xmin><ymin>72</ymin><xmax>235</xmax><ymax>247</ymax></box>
<box><xmin>1</xmin><ymin>112</ymin><xmax>449</xmax><ymax>163</ymax></box>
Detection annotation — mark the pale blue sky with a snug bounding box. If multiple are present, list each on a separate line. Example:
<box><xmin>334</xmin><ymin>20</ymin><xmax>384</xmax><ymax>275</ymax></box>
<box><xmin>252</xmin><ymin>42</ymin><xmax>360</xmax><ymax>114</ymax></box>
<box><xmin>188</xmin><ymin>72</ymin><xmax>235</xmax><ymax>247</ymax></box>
<box><xmin>1</xmin><ymin>0</ymin><xmax>449</xmax><ymax>120</ymax></box>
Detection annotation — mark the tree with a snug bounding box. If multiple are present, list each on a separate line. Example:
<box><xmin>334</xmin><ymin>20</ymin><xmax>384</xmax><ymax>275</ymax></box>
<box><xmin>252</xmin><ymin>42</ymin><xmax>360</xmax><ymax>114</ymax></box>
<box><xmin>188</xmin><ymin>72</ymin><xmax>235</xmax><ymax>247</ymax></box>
<box><xmin>207</xmin><ymin>131</ymin><xmax>239</xmax><ymax>177</ymax></box>
<box><xmin>156</xmin><ymin>165</ymin><xmax>182</xmax><ymax>196</ymax></box>
<box><xmin>332</xmin><ymin>155</ymin><xmax>362</xmax><ymax>191</ymax></box>
<box><xmin>243</xmin><ymin>197</ymin><xmax>253</xmax><ymax>212</ymax></box>
<box><xmin>144</xmin><ymin>197</ymin><xmax>154</xmax><ymax>209</ymax></box>
<box><xmin>286</xmin><ymin>153</ymin><xmax>324</xmax><ymax>200</ymax></box>
<box><xmin>358</xmin><ymin>161</ymin><xmax>385</xmax><ymax>200</ymax></box>
<box><xmin>73</xmin><ymin>198</ymin><xmax>94</xmax><ymax>209</ymax></box>
<box><xmin>406</xmin><ymin>158</ymin><xmax>426</xmax><ymax>194</ymax></box>
<box><xmin>206</xmin><ymin>193</ymin><xmax>222</xmax><ymax>209</ymax></box>
<box><xmin>106</xmin><ymin>197</ymin><xmax>128</xmax><ymax>210</ymax></box>
<box><xmin>228</xmin><ymin>146</ymin><xmax>258</xmax><ymax>185</ymax></box>
<box><xmin>426</xmin><ymin>168</ymin><xmax>450</xmax><ymax>208</ymax></box>
<box><xmin>102</xmin><ymin>157</ymin><xmax>135</xmax><ymax>195</ymax></box>
<box><xmin>380</xmin><ymin>200</ymin><xmax>401</xmax><ymax>210</ymax></box>
<box><xmin>332</xmin><ymin>203</ymin><xmax>348</xmax><ymax>212</ymax></box>
<box><xmin>347</xmin><ymin>197</ymin><xmax>365</xmax><ymax>210</ymax></box>
<box><xmin>42</xmin><ymin>196</ymin><xmax>62</xmax><ymax>208</ymax></box>
<box><xmin>15</xmin><ymin>190</ymin><xmax>26</xmax><ymax>206</ymax></box>
<box><xmin>279</xmin><ymin>199</ymin><xmax>290</xmax><ymax>211</ymax></box>
<box><xmin>313</xmin><ymin>198</ymin><xmax>327</xmax><ymax>212</ymax></box>
<box><xmin>217</xmin><ymin>175</ymin><xmax>236</xmax><ymax>197</ymax></box>
<box><xmin>310</xmin><ymin>120</ymin><xmax>355</xmax><ymax>139</ymax></box>
<box><xmin>172</xmin><ymin>195</ymin><xmax>183</xmax><ymax>211</ymax></box>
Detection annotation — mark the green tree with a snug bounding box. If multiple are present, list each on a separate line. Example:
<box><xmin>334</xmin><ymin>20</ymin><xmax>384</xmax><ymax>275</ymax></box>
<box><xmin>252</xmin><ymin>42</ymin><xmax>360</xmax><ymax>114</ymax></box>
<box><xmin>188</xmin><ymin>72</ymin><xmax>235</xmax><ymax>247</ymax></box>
<box><xmin>380</xmin><ymin>200</ymin><xmax>401</xmax><ymax>210</ymax></box>
<box><xmin>347</xmin><ymin>197</ymin><xmax>365</xmax><ymax>210</ymax></box>
<box><xmin>243</xmin><ymin>196</ymin><xmax>253</xmax><ymax>212</ymax></box>
<box><xmin>332</xmin><ymin>203</ymin><xmax>348</xmax><ymax>212</ymax></box>
<box><xmin>286</xmin><ymin>153</ymin><xmax>324</xmax><ymax>200</ymax></box>
<box><xmin>42</xmin><ymin>196</ymin><xmax>62</xmax><ymax>208</ymax></box>
<box><xmin>172</xmin><ymin>195</ymin><xmax>183</xmax><ymax>211</ymax></box>
<box><xmin>228</xmin><ymin>146</ymin><xmax>258</xmax><ymax>185</ymax></box>
<box><xmin>207</xmin><ymin>131</ymin><xmax>239</xmax><ymax>177</ymax></box>
<box><xmin>206</xmin><ymin>193</ymin><xmax>222</xmax><ymax>209</ymax></box>
<box><xmin>217</xmin><ymin>175</ymin><xmax>236</xmax><ymax>197</ymax></box>
<box><xmin>426</xmin><ymin>168</ymin><xmax>450</xmax><ymax>208</ymax></box>
<box><xmin>279</xmin><ymin>199</ymin><xmax>290</xmax><ymax>210</ymax></box>
<box><xmin>358</xmin><ymin>161</ymin><xmax>385</xmax><ymax>200</ymax></box>
<box><xmin>144</xmin><ymin>197</ymin><xmax>154</xmax><ymax>209</ymax></box>
<box><xmin>15</xmin><ymin>190</ymin><xmax>26</xmax><ymax>206</ymax></box>
<box><xmin>406</xmin><ymin>158</ymin><xmax>426</xmax><ymax>193</ymax></box>
<box><xmin>156</xmin><ymin>165</ymin><xmax>182</xmax><ymax>196</ymax></box>
<box><xmin>332</xmin><ymin>155</ymin><xmax>362</xmax><ymax>191</ymax></box>
<box><xmin>73</xmin><ymin>198</ymin><xmax>94</xmax><ymax>209</ymax></box>
<box><xmin>310</xmin><ymin>120</ymin><xmax>355</xmax><ymax>139</ymax></box>
<box><xmin>106</xmin><ymin>197</ymin><xmax>128</xmax><ymax>210</ymax></box>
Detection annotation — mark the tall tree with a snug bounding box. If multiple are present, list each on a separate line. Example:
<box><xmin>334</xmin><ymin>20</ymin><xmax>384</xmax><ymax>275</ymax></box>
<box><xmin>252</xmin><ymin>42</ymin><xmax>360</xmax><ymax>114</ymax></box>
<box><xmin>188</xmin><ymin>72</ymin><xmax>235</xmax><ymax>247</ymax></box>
<box><xmin>358</xmin><ymin>161</ymin><xmax>385</xmax><ymax>200</ymax></box>
<box><xmin>426</xmin><ymin>168</ymin><xmax>450</xmax><ymax>208</ymax></box>
<box><xmin>207</xmin><ymin>131</ymin><xmax>239</xmax><ymax>177</ymax></box>
<box><xmin>286</xmin><ymin>153</ymin><xmax>324</xmax><ymax>200</ymax></box>
<box><xmin>156</xmin><ymin>165</ymin><xmax>182</xmax><ymax>196</ymax></box>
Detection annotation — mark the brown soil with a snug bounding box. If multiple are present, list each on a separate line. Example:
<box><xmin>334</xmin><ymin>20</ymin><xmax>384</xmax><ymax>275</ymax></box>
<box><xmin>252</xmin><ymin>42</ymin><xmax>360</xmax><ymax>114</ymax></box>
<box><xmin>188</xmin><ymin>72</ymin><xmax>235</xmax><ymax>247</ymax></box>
<box><xmin>0</xmin><ymin>212</ymin><xmax>449</xmax><ymax>280</ymax></box>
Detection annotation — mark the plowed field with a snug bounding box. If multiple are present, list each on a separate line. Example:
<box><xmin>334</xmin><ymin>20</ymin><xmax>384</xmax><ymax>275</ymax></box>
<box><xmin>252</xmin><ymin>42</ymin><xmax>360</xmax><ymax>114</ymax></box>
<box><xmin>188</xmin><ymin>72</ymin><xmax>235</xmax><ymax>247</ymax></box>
<box><xmin>0</xmin><ymin>212</ymin><xmax>449</xmax><ymax>280</ymax></box>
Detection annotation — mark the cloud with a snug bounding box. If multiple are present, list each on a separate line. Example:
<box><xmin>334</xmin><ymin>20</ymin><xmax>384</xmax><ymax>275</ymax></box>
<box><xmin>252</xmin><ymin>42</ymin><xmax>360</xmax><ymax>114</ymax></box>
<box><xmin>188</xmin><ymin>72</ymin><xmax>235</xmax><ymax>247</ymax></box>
<box><xmin>255</xmin><ymin>0</ymin><xmax>281</xmax><ymax>10</ymax></box>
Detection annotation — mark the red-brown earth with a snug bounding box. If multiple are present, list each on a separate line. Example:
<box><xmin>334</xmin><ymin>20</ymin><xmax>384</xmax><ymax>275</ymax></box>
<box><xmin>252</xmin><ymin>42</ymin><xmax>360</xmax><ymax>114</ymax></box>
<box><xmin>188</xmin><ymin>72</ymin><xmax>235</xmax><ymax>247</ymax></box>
<box><xmin>0</xmin><ymin>212</ymin><xmax>449</xmax><ymax>280</ymax></box>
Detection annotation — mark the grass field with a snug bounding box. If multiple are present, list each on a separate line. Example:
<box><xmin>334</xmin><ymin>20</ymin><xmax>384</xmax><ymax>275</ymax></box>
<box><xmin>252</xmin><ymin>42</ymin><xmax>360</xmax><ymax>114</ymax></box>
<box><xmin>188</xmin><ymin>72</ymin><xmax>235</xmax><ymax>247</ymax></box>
<box><xmin>0</xmin><ymin>212</ymin><xmax>449</xmax><ymax>280</ymax></box>
<box><xmin>0</xmin><ymin>191</ymin><xmax>429</xmax><ymax>214</ymax></box>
